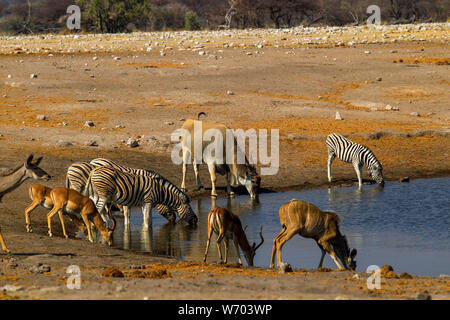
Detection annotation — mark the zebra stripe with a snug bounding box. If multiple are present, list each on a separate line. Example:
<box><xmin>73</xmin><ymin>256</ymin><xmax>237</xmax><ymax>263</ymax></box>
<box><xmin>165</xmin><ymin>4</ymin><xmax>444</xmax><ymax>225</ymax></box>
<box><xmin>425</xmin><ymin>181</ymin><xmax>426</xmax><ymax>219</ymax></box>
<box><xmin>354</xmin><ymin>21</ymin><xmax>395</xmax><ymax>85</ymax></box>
<box><xmin>326</xmin><ymin>133</ymin><xmax>384</xmax><ymax>186</ymax></box>
<box><xmin>87</xmin><ymin>166</ymin><xmax>197</xmax><ymax>225</ymax></box>
<box><xmin>66</xmin><ymin>162</ymin><xmax>94</xmax><ymax>193</ymax></box>
<box><xmin>89</xmin><ymin>158</ymin><xmax>177</xmax><ymax>222</ymax></box>
<box><xmin>90</xmin><ymin>158</ymin><xmax>154</xmax><ymax>177</ymax></box>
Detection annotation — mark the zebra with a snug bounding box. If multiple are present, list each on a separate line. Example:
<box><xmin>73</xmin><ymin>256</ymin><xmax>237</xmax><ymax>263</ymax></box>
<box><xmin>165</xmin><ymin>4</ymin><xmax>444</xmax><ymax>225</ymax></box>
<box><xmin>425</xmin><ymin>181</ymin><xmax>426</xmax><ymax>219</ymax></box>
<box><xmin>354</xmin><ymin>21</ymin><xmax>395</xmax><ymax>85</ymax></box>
<box><xmin>89</xmin><ymin>158</ymin><xmax>177</xmax><ymax>225</ymax></box>
<box><xmin>326</xmin><ymin>133</ymin><xmax>384</xmax><ymax>189</ymax></box>
<box><xmin>66</xmin><ymin>162</ymin><xmax>94</xmax><ymax>193</ymax></box>
<box><xmin>66</xmin><ymin>160</ymin><xmax>176</xmax><ymax>224</ymax></box>
<box><xmin>84</xmin><ymin>166</ymin><xmax>198</xmax><ymax>228</ymax></box>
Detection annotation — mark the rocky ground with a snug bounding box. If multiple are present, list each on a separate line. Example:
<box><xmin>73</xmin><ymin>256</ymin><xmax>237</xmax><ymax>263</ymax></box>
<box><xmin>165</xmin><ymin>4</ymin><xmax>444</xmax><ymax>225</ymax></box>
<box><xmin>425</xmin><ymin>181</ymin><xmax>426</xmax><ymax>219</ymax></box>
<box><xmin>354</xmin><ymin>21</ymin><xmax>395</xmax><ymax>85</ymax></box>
<box><xmin>0</xmin><ymin>23</ymin><xmax>449</xmax><ymax>300</ymax></box>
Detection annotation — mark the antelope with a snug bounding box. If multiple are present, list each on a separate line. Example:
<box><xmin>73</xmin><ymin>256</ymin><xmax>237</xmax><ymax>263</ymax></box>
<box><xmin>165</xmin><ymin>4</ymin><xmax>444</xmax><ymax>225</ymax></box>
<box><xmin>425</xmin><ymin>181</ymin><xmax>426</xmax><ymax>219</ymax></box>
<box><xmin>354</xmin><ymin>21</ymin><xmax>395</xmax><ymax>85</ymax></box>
<box><xmin>0</xmin><ymin>155</ymin><xmax>51</xmax><ymax>253</ymax></box>
<box><xmin>179</xmin><ymin>112</ymin><xmax>261</xmax><ymax>198</ymax></box>
<box><xmin>46</xmin><ymin>187</ymin><xmax>116</xmax><ymax>245</ymax></box>
<box><xmin>25</xmin><ymin>184</ymin><xmax>88</xmax><ymax>234</ymax></box>
<box><xmin>270</xmin><ymin>200</ymin><xmax>357</xmax><ymax>271</ymax></box>
<box><xmin>203</xmin><ymin>207</ymin><xmax>264</xmax><ymax>266</ymax></box>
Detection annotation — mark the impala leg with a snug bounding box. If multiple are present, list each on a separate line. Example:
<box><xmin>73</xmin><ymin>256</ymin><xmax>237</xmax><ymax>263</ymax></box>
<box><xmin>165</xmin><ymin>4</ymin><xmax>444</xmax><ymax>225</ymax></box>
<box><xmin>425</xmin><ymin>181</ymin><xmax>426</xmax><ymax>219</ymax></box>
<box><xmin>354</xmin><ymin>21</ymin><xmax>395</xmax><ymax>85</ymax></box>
<box><xmin>46</xmin><ymin>207</ymin><xmax>60</xmax><ymax>237</ymax></box>
<box><xmin>0</xmin><ymin>227</ymin><xmax>10</xmax><ymax>253</ymax></box>
<box><xmin>327</xmin><ymin>152</ymin><xmax>336</xmax><ymax>183</ymax></box>
<box><xmin>57</xmin><ymin>209</ymin><xmax>69</xmax><ymax>239</ymax></box>
<box><xmin>24</xmin><ymin>201</ymin><xmax>40</xmax><ymax>233</ymax></box>
<box><xmin>80</xmin><ymin>213</ymin><xmax>93</xmax><ymax>243</ymax></box>
<box><xmin>270</xmin><ymin>226</ymin><xmax>287</xmax><ymax>268</ymax></box>
<box><xmin>203</xmin><ymin>226</ymin><xmax>214</xmax><ymax>263</ymax></box>
<box><xmin>224</xmin><ymin>237</ymin><xmax>230</xmax><ymax>264</ymax></box>
<box><xmin>66</xmin><ymin>213</ymin><xmax>87</xmax><ymax>234</ymax></box>
<box><xmin>216</xmin><ymin>232</ymin><xmax>225</xmax><ymax>263</ymax></box>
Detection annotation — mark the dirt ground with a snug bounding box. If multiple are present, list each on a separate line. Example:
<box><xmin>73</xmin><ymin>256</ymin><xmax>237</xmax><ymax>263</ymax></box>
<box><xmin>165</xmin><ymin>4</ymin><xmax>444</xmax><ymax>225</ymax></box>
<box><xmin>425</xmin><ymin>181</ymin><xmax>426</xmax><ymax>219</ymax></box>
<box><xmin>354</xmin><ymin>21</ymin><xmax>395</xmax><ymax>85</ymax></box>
<box><xmin>0</xmin><ymin>24</ymin><xmax>449</xmax><ymax>300</ymax></box>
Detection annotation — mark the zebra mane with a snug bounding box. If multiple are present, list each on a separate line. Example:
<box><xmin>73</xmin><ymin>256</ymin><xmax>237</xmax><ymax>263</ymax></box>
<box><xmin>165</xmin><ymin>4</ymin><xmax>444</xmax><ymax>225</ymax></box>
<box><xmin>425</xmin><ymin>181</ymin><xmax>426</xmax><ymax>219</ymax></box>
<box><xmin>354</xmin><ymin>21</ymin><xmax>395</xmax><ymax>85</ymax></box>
<box><xmin>155</xmin><ymin>175</ymin><xmax>190</xmax><ymax>203</ymax></box>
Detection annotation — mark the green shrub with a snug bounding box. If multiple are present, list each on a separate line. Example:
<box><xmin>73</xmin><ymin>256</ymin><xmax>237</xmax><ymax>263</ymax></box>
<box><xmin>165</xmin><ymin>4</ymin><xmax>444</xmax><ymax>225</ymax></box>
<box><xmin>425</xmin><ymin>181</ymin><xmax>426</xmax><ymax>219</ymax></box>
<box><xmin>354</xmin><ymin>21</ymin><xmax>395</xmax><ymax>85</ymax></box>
<box><xmin>184</xmin><ymin>10</ymin><xmax>200</xmax><ymax>31</ymax></box>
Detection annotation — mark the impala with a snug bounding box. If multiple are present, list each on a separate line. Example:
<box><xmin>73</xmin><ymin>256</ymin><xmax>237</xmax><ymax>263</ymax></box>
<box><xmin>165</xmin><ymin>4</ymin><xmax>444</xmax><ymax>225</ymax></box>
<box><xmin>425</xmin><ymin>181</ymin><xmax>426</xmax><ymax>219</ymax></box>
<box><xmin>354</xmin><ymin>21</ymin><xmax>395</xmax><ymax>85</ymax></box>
<box><xmin>203</xmin><ymin>207</ymin><xmax>264</xmax><ymax>266</ymax></box>
<box><xmin>46</xmin><ymin>187</ymin><xmax>116</xmax><ymax>245</ymax></box>
<box><xmin>0</xmin><ymin>155</ymin><xmax>50</xmax><ymax>253</ymax></box>
<box><xmin>25</xmin><ymin>184</ymin><xmax>88</xmax><ymax>234</ymax></box>
<box><xmin>270</xmin><ymin>200</ymin><xmax>357</xmax><ymax>270</ymax></box>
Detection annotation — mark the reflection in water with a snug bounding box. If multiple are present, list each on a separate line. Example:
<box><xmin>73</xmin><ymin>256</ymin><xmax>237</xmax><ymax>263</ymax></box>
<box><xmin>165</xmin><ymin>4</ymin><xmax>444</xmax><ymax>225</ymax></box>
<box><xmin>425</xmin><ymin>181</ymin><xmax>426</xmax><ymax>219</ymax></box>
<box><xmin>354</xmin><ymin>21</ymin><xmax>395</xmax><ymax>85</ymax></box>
<box><xmin>111</xmin><ymin>178</ymin><xmax>450</xmax><ymax>276</ymax></box>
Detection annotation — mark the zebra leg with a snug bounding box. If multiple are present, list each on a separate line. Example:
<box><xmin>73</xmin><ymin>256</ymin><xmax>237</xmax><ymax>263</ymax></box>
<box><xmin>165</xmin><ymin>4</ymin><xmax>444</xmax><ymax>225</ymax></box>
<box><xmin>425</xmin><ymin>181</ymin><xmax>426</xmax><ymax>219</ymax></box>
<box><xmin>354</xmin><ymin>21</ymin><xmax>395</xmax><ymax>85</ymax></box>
<box><xmin>142</xmin><ymin>203</ymin><xmax>153</xmax><ymax>229</ymax></box>
<box><xmin>95</xmin><ymin>197</ymin><xmax>109</xmax><ymax>224</ymax></box>
<box><xmin>327</xmin><ymin>152</ymin><xmax>336</xmax><ymax>183</ymax></box>
<box><xmin>353</xmin><ymin>161</ymin><xmax>363</xmax><ymax>189</ymax></box>
<box><xmin>193</xmin><ymin>163</ymin><xmax>204</xmax><ymax>190</ymax></box>
<box><xmin>123</xmin><ymin>206</ymin><xmax>130</xmax><ymax>226</ymax></box>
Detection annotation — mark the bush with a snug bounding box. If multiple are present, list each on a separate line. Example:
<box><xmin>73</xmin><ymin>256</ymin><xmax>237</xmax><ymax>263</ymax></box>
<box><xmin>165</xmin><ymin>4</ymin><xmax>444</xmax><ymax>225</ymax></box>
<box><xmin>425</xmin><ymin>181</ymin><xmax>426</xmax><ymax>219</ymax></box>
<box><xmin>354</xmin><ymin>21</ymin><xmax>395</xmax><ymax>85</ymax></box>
<box><xmin>184</xmin><ymin>10</ymin><xmax>200</xmax><ymax>30</ymax></box>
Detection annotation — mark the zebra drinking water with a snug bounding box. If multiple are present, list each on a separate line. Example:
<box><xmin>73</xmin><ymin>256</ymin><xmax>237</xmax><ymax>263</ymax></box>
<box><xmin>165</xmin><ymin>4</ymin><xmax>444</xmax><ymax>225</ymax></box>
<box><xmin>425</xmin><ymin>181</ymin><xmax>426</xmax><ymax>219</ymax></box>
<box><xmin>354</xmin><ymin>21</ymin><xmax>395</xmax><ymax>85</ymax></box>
<box><xmin>326</xmin><ymin>133</ymin><xmax>384</xmax><ymax>189</ymax></box>
<box><xmin>84</xmin><ymin>166</ymin><xmax>198</xmax><ymax>228</ymax></box>
<box><xmin>66</xmin><ymin>159</ymin><xmax>177</xmax><ymax>224</ymax></box>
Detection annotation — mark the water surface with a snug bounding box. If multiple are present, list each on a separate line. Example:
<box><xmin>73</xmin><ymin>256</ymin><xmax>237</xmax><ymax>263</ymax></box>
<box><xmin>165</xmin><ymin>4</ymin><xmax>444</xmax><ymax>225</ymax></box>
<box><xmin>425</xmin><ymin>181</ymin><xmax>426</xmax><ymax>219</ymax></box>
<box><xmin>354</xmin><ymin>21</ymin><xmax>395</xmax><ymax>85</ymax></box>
<box><xmin>111</xmin><ymin>178</ymin><xmax>450</xmax><ymax>276</ymax></box>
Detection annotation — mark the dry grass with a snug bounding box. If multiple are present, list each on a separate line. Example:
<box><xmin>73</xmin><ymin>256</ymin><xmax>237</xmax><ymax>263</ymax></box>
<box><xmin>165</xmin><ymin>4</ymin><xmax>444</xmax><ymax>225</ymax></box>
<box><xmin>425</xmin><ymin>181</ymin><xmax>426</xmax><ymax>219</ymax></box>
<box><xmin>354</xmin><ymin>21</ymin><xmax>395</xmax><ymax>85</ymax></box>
<box><xmin>393</xmin><ymin>57</ymin><xmax>450</xmax><ymax>65</ymax></box>
<box><xmin>229</xmin><ymin>116</ymin><xmax>441</xmax><ymax>136</ymax></box>
<box><xmin>121</xmin><ymin>62</ymin><xmax>186</xmax><ymax>69</ymax></box>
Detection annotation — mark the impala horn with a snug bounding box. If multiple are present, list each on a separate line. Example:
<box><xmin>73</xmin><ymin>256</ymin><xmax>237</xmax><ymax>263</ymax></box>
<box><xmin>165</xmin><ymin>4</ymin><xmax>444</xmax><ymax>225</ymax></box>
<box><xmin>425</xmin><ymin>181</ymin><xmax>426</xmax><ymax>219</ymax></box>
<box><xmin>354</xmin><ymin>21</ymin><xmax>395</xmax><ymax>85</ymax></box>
<box><xmin>253</xmin><ymin>226</ymin><xmax>264</xmax><ymax>251</ymax></box>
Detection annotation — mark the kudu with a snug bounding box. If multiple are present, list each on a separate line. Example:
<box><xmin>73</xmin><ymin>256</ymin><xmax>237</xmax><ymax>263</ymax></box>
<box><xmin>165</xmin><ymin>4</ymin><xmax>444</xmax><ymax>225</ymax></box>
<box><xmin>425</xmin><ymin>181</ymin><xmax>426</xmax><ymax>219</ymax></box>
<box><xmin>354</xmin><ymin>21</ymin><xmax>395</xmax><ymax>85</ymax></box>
<box><xmin>270</xmin><ymin>200</ymin><xmax>357</xmax><ymax>271</ymax></box>
<box><xmin>46</xmin><ymin>187</ymin><xmax>116</xmax><ymax>245</ymax></box>
<box><xmin>0</xmin><ymin>155</ymin><xmax>50</xmax><ymax>253</ymax></box>
<box><xmin>204</xmin><ymin>207</ymin><xmax>264</xmax><ymax>266</ymax></box>
<box><xmin>25</xmin><ymin>184</ymin><xmax>90</xmax><ymax>235</ymax></box>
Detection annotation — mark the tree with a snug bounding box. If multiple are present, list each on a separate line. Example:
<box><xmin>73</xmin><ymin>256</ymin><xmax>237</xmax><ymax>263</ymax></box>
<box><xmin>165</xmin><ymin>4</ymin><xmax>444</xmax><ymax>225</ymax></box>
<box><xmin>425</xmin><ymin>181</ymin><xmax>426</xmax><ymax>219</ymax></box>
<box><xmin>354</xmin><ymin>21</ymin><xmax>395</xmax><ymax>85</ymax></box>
<box><xmin>76</xmin><ymin>0</ymin><xmax>151</xmax><ymax>33</ymax></box>
<box><xmin>184</xmin><ymin>10</ymin><xmax>200</xmax><ymax>30</ymax></box>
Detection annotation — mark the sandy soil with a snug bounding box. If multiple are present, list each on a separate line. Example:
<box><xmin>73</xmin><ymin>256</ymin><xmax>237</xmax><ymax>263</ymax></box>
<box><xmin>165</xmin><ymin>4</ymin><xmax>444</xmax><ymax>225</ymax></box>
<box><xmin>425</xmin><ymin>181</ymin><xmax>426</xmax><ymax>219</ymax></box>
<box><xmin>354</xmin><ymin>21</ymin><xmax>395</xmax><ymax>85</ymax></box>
<box><xmin>0</xmin><ymin>24</ymin><xmax>449</xmax><ymax>300</ymax></box>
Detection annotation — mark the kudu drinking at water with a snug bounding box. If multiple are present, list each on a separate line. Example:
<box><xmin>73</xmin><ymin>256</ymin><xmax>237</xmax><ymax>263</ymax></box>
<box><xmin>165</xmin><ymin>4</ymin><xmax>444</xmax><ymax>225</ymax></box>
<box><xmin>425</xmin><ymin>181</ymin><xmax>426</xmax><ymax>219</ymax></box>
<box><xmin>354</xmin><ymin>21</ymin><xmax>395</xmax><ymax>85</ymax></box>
<box><xmin>0</xmin><ymin>155</ymin><xmax>51</xmax><ymax>253</ymax></box>
<box><xmin>204</xmin><ymin>207</ymin><xmax>264</xmax><ymax>266</ymax></box>
<box><xmin>270</xmin><ymin>200</ymin><xmax>357</xmax><ymax>270</ymax></box>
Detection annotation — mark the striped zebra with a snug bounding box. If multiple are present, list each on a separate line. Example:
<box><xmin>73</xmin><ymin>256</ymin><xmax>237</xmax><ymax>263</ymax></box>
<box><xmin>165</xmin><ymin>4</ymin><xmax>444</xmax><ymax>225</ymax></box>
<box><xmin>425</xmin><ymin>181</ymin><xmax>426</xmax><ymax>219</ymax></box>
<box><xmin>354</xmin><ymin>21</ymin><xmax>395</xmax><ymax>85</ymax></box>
<box><xmin>89</xmin><ymin>158</ymin><xmax>177</xmax><ymax>225</ymax></box>
<box><xmin>66</xmin><ymin>162</ymin><xmax>94</xmax><ymax>193</ymax></box>
<box><xmin>326</xmin><ymin>133</ymin><xmax>384</xmax><ymax>189</ymax></box>
<box><xmin>85</xmin><ymin>166</ymin><xmax>198</xmax><ymax>228</ymax></box>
